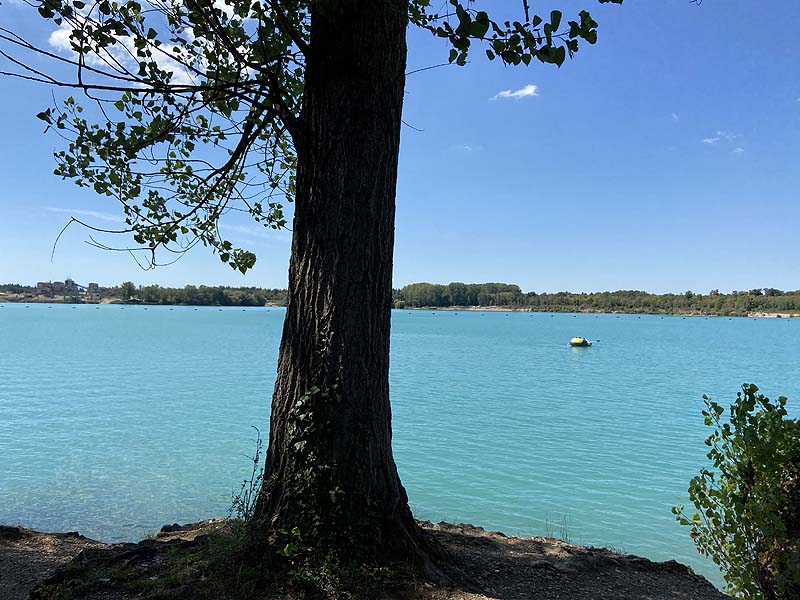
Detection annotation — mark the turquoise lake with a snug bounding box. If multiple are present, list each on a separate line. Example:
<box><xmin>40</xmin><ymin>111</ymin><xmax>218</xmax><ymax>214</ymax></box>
<box><xmin>2</xmin><ymin>303</ymin><xmax>799</xmax><ymax>587</ymax></box>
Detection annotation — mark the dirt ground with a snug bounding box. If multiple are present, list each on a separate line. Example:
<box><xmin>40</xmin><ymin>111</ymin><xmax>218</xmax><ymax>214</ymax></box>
<box><xmin>0</xmin><ymin>525</ymin><xmax>107</xmax><ymax>600</ymax></box>
<box><xmin>0</xmin><ymin>521</ymin><xmax>729</xmax><ymax>600</ymax></box>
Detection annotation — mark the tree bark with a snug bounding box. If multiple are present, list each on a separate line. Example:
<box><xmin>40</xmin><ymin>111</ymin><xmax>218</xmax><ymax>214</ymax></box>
<box><xmin>253</xmin><ymin>0</ymin><xmax>435</xmax><ymax>568</ymax></box>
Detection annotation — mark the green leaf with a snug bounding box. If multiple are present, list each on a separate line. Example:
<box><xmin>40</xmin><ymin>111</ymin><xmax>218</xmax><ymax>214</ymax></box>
<box><xmin>550</xmin><ymin>10</ymin><xmax>562</xmax><ymax>31</ymax></box>
<box><xmin>553</xmin><ymin>46</ymin><xmax>566</xmax><ymax>67</ymax></box>
<box><xmin>470</xmin><ymin>19</ymin><xmax>490</xmax><ymax>39</ymax></box>
<box><xmin>470</xmin><ymin>11</ymin><xmax>490</xmax><ymax>38</ymax></box>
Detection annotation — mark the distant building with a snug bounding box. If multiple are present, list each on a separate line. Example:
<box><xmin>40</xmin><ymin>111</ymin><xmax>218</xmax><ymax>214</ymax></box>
<box><xmin>36</xmin><ymin>282</ymin><xmax>50</xmax><ymax>290</ymax></box>
<box><xmin>88</xmin><ymin>291</ymin><xmax>101</xmax><ymax>302</ymax></box>
<box><xmin>64</xmin><ymin>279</ymin><xmax>77</xmax><ymax>292</ymax></box>
<box><xmin>87</xmin><ymin>283</ymin><xmax>99</xmax><ymax>293</ymax></box>
<box><xmin>52</xmin><ymin>281</ymin><xmax>64</xmax><ymax>292</ymax></box>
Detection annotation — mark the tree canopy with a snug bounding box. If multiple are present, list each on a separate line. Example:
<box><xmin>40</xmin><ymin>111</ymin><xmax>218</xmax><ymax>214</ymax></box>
<box><xmin>2</xmin><ymin>0</ymin><xmax>621</xmax><ymax>271</ymax></box>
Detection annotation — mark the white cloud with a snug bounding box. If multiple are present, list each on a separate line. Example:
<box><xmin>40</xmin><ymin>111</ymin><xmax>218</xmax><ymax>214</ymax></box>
<box><xmin>220</xmin><ymin>223</ymin><xmax>292</xmax><ymax>245</ymax></box>
<box><xmin>717</xmin><ymin>130</ymin><xmax>741</xmax><ymax>142</ymax></box>
<box><xmin>671</xmin><ymin>112</ymin><xmax>680</xmax><ymax>123</ymax></box>
<box><xmin>48</xmin><ymin>21</ymin><xmax>196</xmax><ymax>87</ymax></box>
<box><xmin>47</xmin><ymin>25</ymin><xmax>73</xmax><ymax>55</ymax></box>
<box><xmin>450</xmin><ymin>144</ymin><xmax>474</xmax><ymax>152</ymax></box>
<box><xmin>45</xmin><ymin>207</ymin><xmax>124</xmax><ymax>223</ymax></box>
<box><xmin>702</xmin><ymin>130</ymin><xmax>742</xmax><ymax>146</ymax></box>
<box><xmin>492</xmin><ymin>84</ymin><xmax>539</xmax><ymax>101</ymax></box>
<box><xmin>213</xmin><ymin>0</ymin><xmax>236</xmax><ymax>18</ymax></box>
<box><xmin>732</xmin><ymin>147</ymin><xmax>745</xmax><ymax>154</ymax></box>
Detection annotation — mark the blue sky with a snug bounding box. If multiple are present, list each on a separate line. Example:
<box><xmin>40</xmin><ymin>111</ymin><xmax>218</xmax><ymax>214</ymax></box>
<box><xmin>1</xmin><ymin>1</ymin><xmax>798</xmax><ymax>293</ymax></box>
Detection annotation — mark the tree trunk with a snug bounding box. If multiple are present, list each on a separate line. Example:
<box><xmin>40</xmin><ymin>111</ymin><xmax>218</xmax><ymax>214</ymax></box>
<box><xmin>253</xmin><ymin>0</ymin><xmax>435</xmax><ymax>569</ymax></box>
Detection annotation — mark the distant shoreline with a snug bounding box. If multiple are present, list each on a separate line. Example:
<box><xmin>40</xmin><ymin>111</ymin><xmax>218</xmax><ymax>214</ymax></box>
<box><xmin>403</xmin><ymin>306</ymin><xmax>799</xmax><ymax>318</ymax></box>
<box><xmin>4</xmin><ymin>282</ymin><xmax>800</xmax><ymax>317</ymax></box>
<box><xmin>3</xmin><ymin>298</ymin><xmax>798</xmax><ymax>319</ymax></box>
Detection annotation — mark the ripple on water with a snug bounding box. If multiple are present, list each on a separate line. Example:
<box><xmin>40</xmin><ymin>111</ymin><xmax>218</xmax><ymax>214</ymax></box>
<box><xmin>2</xmin><ymin>306</ymin><xmax>799</xmax><ymax>589</ymax></box>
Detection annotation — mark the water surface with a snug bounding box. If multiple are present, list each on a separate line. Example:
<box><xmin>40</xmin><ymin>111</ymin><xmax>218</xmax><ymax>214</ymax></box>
<box><xmin>2</xmin><ymin>303</ymin><xmax>798</xmax><ymax>587</ymax></box>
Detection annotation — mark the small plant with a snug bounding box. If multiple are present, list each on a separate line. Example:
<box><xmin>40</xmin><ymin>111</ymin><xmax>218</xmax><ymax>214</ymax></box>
<box><xmin>230</xmin><ymin>426</ymin><xmax>265</xmax><ymax>522</ymax></box>
<box><xmin>673</xmin><ymin>384</ymin><xmax>800</xmax><ymax>600</ymax></box>
<box><xmin>543</xmin><ymin>513</ymin><xmax>572</xmax><ymax>543</ymax></box>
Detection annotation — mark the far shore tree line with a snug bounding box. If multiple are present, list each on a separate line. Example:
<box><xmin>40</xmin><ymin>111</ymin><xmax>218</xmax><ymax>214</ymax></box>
<box><xmin>394</xmin><ymin>283</ymin><xmax>800</xmax><ymax>316</ymax></box>
<box><xmin>0</xmin><ymin>282</ymin><xmax>287</xmax><ymax>306</ymax></box>
<box><xmin>3</xmin><ymin>281</ymin><xmax>800</xmax><ymax>315</ymax></box>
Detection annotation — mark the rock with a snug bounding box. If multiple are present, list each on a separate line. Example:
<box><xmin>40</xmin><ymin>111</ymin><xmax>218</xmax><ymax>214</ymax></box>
<box><xmin>0</xmin><ymin>525</ymin><xmax>34</xmax><ymax>540</ymax></box>
<box><xmin>159</xmin><ymin>523</ymin><xmax>186</xmax><ymax>533</ymax></box>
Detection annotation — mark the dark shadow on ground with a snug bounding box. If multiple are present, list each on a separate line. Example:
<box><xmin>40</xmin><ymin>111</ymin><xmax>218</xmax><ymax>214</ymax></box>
<box><xmin>425</xmin><ymin>522</ymin><xmax>731</xmax><ymax>600</ymax></box>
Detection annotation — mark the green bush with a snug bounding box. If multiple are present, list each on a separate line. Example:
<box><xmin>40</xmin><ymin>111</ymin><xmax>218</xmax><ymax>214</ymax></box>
<box><xmin>673</xmin><ymin>384</ymin><xmax>800</xmax><ymax>600</ymax></box>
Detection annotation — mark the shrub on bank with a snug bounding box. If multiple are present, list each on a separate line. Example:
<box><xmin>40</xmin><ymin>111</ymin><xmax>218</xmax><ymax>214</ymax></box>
<box><xmin>674</xmin><ymin>384</ymin><xmax>800</xmax><ymax>600</ymax></box>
